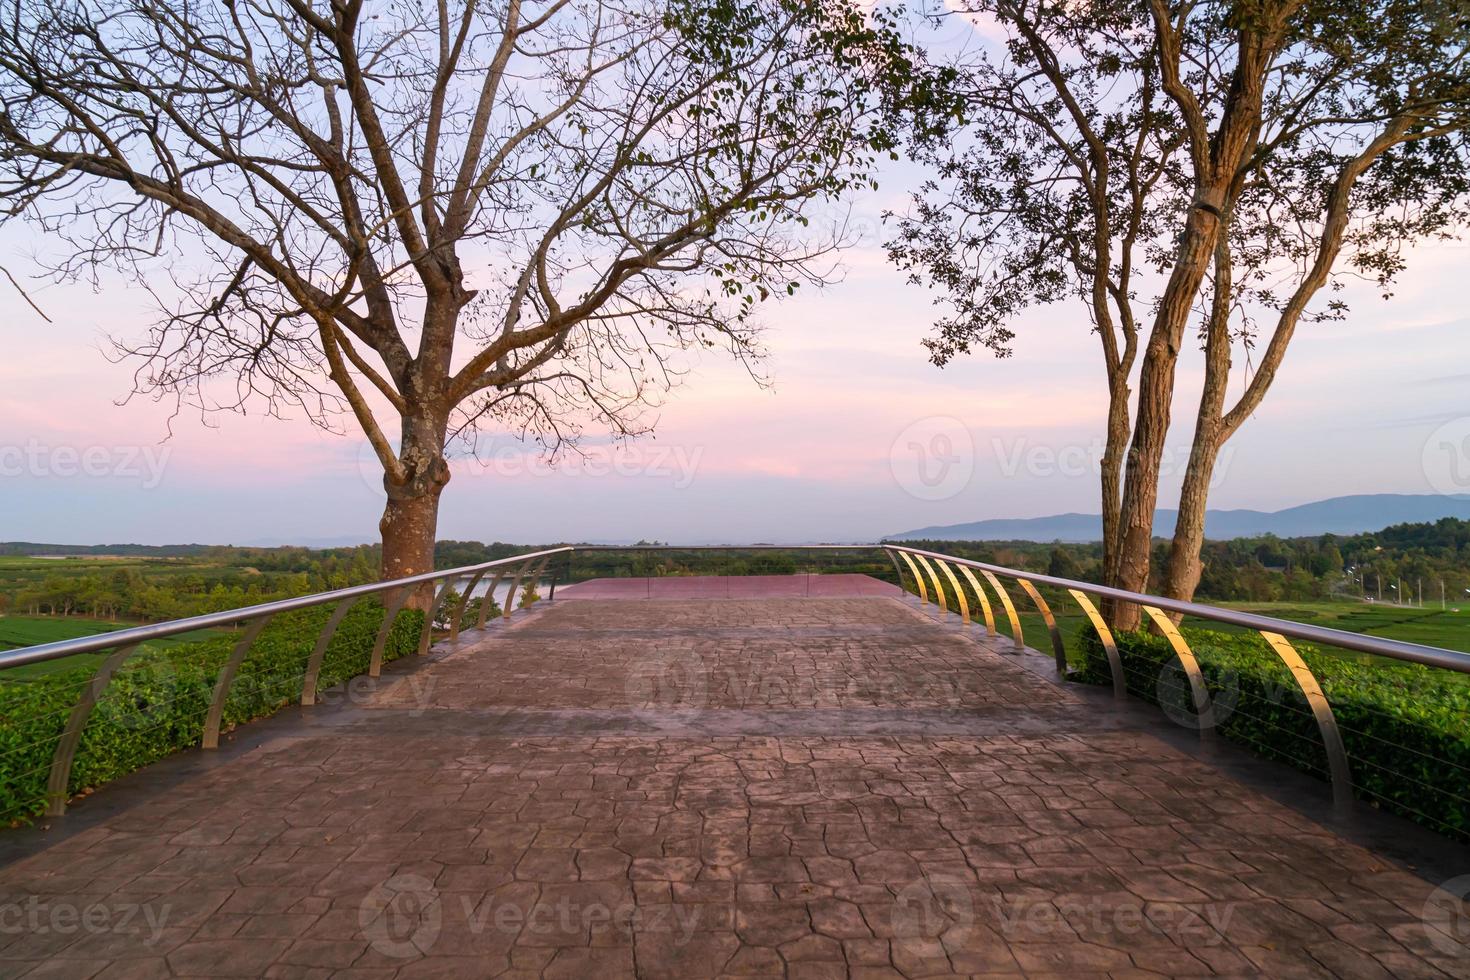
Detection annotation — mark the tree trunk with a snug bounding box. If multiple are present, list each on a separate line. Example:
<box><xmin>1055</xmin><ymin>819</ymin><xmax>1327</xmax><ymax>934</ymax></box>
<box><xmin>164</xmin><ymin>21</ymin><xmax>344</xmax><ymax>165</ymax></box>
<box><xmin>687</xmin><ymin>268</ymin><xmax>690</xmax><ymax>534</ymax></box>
<box><xmin>1165</xmin><ymin>420</ymin><xmax>1223</xmax><ymax>605</ymax></box>
<box><xmin>1109</xmin><ymin>195</ymin><xmax>1225</xmax><ymax>629</ymax></box>
<box><xmin>380</xmin><ymin>488</ymin><xmax>443</xmax><ymax>579</ymax></box>
<box><xmin>1099</xmin><ymin>376</ymin><xmax>1132</xmax><ymax>625</ymax></box>
<box><xmin>1164</xmin><ymin>231</ymin><xmax>1234</xmax><ymax>606</ymax></box>
<box><xmin>378</xmin><ymin>411</ymin><xmax>451</xmax><ymax>609</ymax></box>
<box><xmin>1111</xmin><ymin>344</ymin><xmax>1181</xmax><ymax>629</ymax></box>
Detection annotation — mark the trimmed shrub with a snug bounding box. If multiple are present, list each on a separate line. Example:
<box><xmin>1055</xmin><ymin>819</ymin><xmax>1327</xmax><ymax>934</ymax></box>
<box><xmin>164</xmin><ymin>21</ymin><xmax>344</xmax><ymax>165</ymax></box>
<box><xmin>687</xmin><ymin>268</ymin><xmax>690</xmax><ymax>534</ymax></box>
<box><xmin>1073</xmin><ymin>624</ymin><xmax>1470</xmax><ymax>840</ymax></box>
<box><xmin>0</xmin><ymin>601</ymin><xmax>423</xmax><ymax>825</ymax></box>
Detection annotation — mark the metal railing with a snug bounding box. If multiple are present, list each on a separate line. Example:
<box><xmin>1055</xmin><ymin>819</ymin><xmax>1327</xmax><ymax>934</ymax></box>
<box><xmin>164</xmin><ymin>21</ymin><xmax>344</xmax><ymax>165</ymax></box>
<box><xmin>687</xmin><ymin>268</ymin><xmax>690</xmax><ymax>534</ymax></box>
<box><xmin>0</xmin><ymin>547</ymin><xmax>571</xmax><ymax>817</ymax></box>
<box><xmin>882</xmin><ymin>543</ymin><xmax>1470</xmax><ymax>817</ymax></box>
<box><xmin>4</xmin><ymin>541</ymin><xmax>1469</xmax><ymax>831</ymax></box>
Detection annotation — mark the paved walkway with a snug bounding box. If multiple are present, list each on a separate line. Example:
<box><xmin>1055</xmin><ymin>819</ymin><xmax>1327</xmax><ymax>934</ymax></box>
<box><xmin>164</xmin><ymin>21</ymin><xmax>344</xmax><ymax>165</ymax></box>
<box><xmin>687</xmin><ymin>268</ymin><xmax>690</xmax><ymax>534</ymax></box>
<box><xmin>2</xmin><ymin>589</ymin><xmax>1468</xmax><ymax>978</ymax></box>
<box><xmin>556</xmin><ymin>574</ymin><xmax>902</xmax><ymax>600</ymax></box>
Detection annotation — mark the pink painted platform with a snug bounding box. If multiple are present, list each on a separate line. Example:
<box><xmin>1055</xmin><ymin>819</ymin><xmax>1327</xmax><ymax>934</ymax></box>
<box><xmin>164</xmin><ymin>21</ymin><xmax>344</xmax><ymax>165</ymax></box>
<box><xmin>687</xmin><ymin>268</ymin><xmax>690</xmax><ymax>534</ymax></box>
<box><xmin>556</xmin><ymin>572</ymin><xmax>901</xmax><ymax>599</ymax></box>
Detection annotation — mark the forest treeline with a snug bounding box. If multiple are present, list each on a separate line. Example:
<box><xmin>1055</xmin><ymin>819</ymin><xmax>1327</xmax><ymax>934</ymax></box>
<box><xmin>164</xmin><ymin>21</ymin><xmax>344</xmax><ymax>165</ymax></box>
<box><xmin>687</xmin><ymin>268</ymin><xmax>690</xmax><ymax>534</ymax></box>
<box><xmin>4</xmin><ymin>518</ymin><xmax>1469</xmax><ymax>622</ymax></box>
<box><xmin>894</xmin><ymin>517</ymin><xmax>1470</xmax><ymax>603</ymax></box>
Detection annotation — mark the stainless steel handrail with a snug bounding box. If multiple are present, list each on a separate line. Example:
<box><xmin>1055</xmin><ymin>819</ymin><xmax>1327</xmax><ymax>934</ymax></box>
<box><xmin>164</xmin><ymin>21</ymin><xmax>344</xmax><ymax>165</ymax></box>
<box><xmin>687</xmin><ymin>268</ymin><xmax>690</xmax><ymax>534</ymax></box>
<box><xmin>7</xmin><ymin>539</ymin><xmax>1469</xmax><ymax>824</ymax></box>
<box><xmin>883</xmin><ymin>542</ymin><xmax>1470</xmax><ymax>814</ymax></box>
<box><xmin>0</xmin><ymin>546</ymin><xmax>574</xmax><ymax>670</ymax></box>
<box><xmin>884</xmin><ymin>544</ymin><xmax>1470</xmax><ymax>674</ymax></box>
<box><xmin>2</xmin><ymin>546</ymin><xmax>572</xmax><ymax>817</ymax></box>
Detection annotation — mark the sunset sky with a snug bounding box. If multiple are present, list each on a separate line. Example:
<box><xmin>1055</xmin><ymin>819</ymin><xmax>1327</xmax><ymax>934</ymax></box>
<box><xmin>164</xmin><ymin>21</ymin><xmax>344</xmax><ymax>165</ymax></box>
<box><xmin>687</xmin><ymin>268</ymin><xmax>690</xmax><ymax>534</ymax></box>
<box><xmin>2</xmin><ymin>6</ymin><xmax>1468</xmax><ymax>549</ymax></box>
<box><xmin>2</xmin><ymin>167</ymin><xmax>1465</xmax><ymax>548</ymax></box>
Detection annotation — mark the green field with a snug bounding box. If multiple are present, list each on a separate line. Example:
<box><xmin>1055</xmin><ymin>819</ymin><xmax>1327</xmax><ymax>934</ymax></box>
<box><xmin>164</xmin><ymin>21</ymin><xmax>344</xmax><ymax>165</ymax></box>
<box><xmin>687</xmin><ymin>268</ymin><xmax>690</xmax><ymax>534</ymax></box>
<box><xmin>978</xmin><ymin>592</ymin><xmax>1470</xmax><ymax>670</ymax></box>
<box><xmin>0</xmin><ymin>553</ymin><xmax>214</xmax><ymax>582</ymax></box>
<box><xmin>0</xmin><ymin>616</ymin><xmax>230</xmax><ymax>678</ymax></box>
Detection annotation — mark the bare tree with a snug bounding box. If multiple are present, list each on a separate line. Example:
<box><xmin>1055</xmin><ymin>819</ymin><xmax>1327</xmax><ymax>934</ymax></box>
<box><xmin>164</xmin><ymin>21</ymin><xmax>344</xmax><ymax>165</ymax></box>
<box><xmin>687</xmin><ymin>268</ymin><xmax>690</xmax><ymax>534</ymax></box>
<box><xmin>0</xmin><ymin>0</ymin><xmax>916</xmax><ymax>588</ymax></box>
<box><xmin>890</xmin><ymin>0</ymin><xmax>1469</xmax><ymax>626</ymax></box>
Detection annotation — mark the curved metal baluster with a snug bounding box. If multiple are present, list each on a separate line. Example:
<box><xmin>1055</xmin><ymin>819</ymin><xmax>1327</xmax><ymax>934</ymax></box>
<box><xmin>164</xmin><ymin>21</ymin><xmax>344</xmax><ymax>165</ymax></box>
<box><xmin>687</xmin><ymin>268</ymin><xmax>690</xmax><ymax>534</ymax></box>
<box><xmin>956</xmin><ymin>565</ymin><xmax>996</xmax><ymax>635</ymax></box>
<box><xmin>913</xmin><ymin>554</ymin><xmax>948</xmax><ymax>615</ymax></box>
<box><xmin>418</xmin><ymin>576</ymin><xmax>463</xmax><ymax>656</ymax></box>
<box><xmin>502</xmin><ymin>559</ymin><xmax>533</xmax><ymax>619</ymax></box>
<box><xmin>45</xmin><ymin>642</ymin><xmax>142</xmax><ymax>816</ymax></box>
<box><xmin>203</xmin><ymin>615</ymin><xmax>276</xmax><ymax>749</ymax></box>
<box><xmin>369</xmin><ymin>584</ymin><xmax>415</xmax><ymax>677</ymax></box>
<box><xmin>449</xmin><ymin>569</ymin><xmax>488</xmax><ymax>642</ymax></box>
<box><xmin>1141</xmin><ymin>605</ymin><xmax>1216</xmax><ymax>741</ymax></box>
<box><xmin>518</xmin><ymin>554</ymin><xmax>553</xmax><ymax>610</ymax></box>
<box><xmin>1016</xmin><ymin>578</ymin><xmax>1066</xmax><ymax>673</ymax></box>
<box><xmin>935</xmin><ymin>560</ymin><xmax>970</xmax><ymax>624</ymax></box>
<box><xmin>1260</xmin><ymin>631</ymin><xmax>1353</xmax><ymax>810</ymax></box>
<box><xmin>883</xmin><ymin>548</ymin><xmax>913</xmax><ymax>601</ymax></box>
<box><xmin>978</xmin><ymin>570</ymin><xmax>1024</xmax><ymax>652</ymax></box>
<box><xmin>502</xmin><ymin>558</ymin><xmax>532</xmax><ymax>620</ymax></box>
<box><xmin>302</xmin><ymin>596</ymin><xmax>360</xmax><ymax>706</ymax></box>
<box><xmin>477</xmin><ymin>567</ymin><xmax>510</xmax><ymax>628</ymax></box>
<box><xmin>896</xmin><ymin>551</ymin><xmax>929</xmax><ymax>604</ymax></box>
<box><xmin>1068</xmin><ymin>590</ymin><xmax>1125</xmax><ymax>699</ymax></box>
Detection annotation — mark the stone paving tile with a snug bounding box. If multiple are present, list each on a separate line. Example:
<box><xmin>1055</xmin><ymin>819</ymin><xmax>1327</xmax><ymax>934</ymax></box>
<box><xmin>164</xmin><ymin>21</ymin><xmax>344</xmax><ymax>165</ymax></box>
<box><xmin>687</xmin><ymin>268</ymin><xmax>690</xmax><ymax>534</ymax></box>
<box><xmin>368</xmin><ymin>598</ymin><xmax>1078</xmax><ymax>712</ymax></box>
<box><xmin>1</xmin><ymin>593</ymin><xmax>1467</xmax><ymax>979</ymax></box>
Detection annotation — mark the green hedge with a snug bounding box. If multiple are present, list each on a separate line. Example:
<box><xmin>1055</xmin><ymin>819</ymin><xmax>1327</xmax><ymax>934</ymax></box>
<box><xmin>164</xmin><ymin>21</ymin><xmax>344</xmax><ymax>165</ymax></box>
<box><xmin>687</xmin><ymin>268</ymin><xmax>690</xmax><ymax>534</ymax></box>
<box><xmin>1073</xmin><ymin>624</ymin><xmax>1470</xmax><ymax>840</ymax></box>
<box><xmin>0</xmin><ymin>601</ymin><xmax>423</xmax><ymax>825</ymax></box>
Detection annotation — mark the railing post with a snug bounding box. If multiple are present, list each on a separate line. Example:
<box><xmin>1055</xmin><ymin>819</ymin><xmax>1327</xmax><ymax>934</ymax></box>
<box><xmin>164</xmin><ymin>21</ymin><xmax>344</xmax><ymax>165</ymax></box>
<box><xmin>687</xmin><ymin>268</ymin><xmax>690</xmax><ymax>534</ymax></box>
<box><xmin>449</xmin><ymin>568</ymin><xmax>488</xmax><ymax>642</ymax></box>
<box><xmin>302</xmin><ymin>596</ymin><xmax>360</xmax><ymax>706</ymax></box>
<box><xmin>979</xmin><ymin>570</ymin><xmax>1024</xmax><ymax>652</ymax></box>
<box><xmin>45</xmin><ymin>642</ymin><xmax>142</xmax><ymax>816</ymax></box>
<box><xmin>896</xmin><ymin>551</ymin><xmax>929</xmax><ymax>604</ymax></box>
<box><xmin>369</xmin><ymin>585</ymin><xmax>415</xmax><ymax>677</ymax></box>
<box><xmin>1142</xmin><ymin>605</ymin><xmax>1216</xmax><ymax>741</ymax></box>
<box><xmin>477</xmin><ymin>567</ymin><xmax>511</xmax><ymax>629</ymax></box>
<box><xmin>1068</xmin><ymin>589</ymin><xmax>1126</xmax><ymax>699</ymax></box>
<box><xmin>913</xmin><ymin>555</ymin><xmax>949</xmax><ymax>615</ymax></box>
<box><xmin>935</xmin><ymin>560</ymin><xmax>971</xmax><ymax>624</ymax></box>
<box><xmin>519</xmin><ymin>554</ymin><xmax>553</xmax><ymax>609</ymax></box>
<box><xmin>503</xmin><ymin>559</ymin><xmax>533</xmax><ymax>619</ymax></box>
<box><xmin>1260</xmin><ymin>631</ymin><xmax>1353</xmax><ymax>812</ymax></box>
<box><xmin>202</xmin><ymin>615</ymin><xmax>276</xmax><ymax>750</ymax></box>
<box><xmin>882</xmin><ymin>548</ymin><xmax>912</xmax><ymax>600</ymax></box>
<box><xmin>956</xmin><ymin>565</ymin><xmax>996</xmax><ymax>635</ymax></box>
<box><xmin>1016</xmin><ymin>578</ymin><xmax>1067</xmax><ymax>673</ymax></box>
<box><xmin>418</xmin><ymin>576</ymin><xmax>463</xmax><ymax>656</ymax></box>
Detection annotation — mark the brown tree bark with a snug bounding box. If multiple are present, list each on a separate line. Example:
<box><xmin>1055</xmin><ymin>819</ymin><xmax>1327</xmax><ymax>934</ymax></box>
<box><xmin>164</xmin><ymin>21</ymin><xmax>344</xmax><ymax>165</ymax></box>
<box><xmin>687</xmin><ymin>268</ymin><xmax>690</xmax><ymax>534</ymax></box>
<box><xmin>1108</xmin><ymin>0</ymin><xmax>1290</xmax><ymax>628</ymax></box>
<box><xmin>378</xmin><ymin>409</ymin><xmax>451</xmax><ymax>607</ymax></box>
<box><xmin>1163</xmin><ymin>233</ymin><xmax>1234</xmax><ymax>606</ymax></box>
<box><xmin>1098</xmin><ymin>373</ymin><xmax>1134</xmax><ymax>624</ymax></box>
<box><xmin>1109</xmin><ymin>198</ymin><xmax>1224</xmax><ymax>627</ymax></box>
<box><xmin>1161</xmin><ymin>114</ymin><xmax>1417</xmax><ymax>605</ymax></box>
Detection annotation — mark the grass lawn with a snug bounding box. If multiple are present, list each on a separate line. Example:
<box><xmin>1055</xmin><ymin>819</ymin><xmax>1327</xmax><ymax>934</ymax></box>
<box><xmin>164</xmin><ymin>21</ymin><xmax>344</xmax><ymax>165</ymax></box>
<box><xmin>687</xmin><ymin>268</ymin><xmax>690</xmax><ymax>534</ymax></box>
<box><xmin>1221</xmin><ymin>600</ymin><xmax>1470</xmax><ymax>653</ymax></box>
<box><xmin>0</xmin><ymin>616</ymin><xmax>230</xmax><ymax>678</ymax></box>
<box><xmin>936</xmin><ymin>588</ymin><xmax>1470</xmax><ymax>669</ymax></box>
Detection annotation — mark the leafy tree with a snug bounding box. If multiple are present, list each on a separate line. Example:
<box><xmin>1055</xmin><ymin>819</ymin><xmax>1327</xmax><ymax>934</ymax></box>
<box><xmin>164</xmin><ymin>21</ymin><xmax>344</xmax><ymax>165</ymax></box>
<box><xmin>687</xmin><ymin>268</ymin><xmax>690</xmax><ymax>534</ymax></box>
<box><xmin>0</xmin><ymin>0</ymin><xmax>921</xmax><ymax>596</ymax></box>
<box><xmin>1047</xmin><ymin>546</ymin><xmax>1082</xmax><ymax>579</ymax></box>
<box><xmin>890</xmin><ymin>0</ymin><xmax>1470</xmax><ymax>625</ymax></box>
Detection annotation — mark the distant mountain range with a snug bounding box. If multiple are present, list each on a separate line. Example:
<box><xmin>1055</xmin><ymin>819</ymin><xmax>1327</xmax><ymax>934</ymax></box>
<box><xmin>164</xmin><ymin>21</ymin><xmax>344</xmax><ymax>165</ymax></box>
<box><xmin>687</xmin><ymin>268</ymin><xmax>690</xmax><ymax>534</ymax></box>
<box><xmin>888</xmin><ymin>493</ymin><xmax>1470</xmax><ymax>543</ymax></box>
